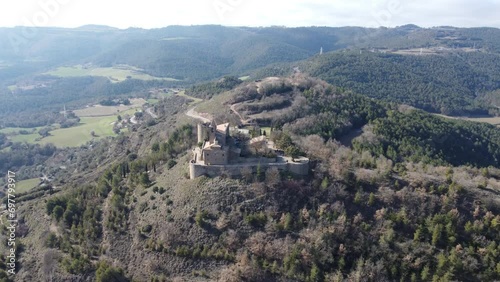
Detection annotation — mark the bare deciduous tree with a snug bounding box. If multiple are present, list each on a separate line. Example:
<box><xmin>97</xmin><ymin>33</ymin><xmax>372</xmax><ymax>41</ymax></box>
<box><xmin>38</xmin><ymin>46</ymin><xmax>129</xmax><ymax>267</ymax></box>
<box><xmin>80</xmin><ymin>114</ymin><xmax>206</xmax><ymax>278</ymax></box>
<box><xmin>265</xmin><ymin>167</ymin><xmax>281</xmax><ymax>187</ymax></box>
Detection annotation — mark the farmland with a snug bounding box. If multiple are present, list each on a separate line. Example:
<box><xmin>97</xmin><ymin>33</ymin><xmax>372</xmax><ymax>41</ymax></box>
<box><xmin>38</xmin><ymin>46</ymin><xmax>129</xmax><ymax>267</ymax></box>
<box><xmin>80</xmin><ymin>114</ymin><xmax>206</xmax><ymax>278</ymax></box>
<box><xmin>45</xmin><ymin>64</ymin><xmax>179</xmax><ymax>83</ymax></box>
<box><xmin>38</xmin><ymin>108</ymin><xmax>138</xmax><ymax>148</ymax></box>
<box><xmin>73</xmin><ymin>98</ymin><xmax>146</xmax><ymax>117</ymax></box>
<box><xmin>2</xmin><ymin>106</ymin><xmax>140</xmax><ymax>148</ymax></box>
<box><xmin>37</xmin><ymin>116</ymin><xmax>118</xmax><ymax>147</ymax></box>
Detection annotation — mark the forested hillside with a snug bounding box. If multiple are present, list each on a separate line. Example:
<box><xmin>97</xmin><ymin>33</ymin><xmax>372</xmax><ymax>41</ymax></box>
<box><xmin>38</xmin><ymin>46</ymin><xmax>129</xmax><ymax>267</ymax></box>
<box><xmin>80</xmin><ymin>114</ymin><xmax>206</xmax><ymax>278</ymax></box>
<box><xmin>296</xmin><ymin>51</ymin><xmax>500</xmax><ymax>115</ymax></box>
<box><xmin>227</xmin><ymin>75</ymin><xmax>500</xmax><ymax>167</ymax></box>
<box><xmin>5</xmin><ymin>76</ymin><xmax>500</xmax><ymax>281</ymax></box>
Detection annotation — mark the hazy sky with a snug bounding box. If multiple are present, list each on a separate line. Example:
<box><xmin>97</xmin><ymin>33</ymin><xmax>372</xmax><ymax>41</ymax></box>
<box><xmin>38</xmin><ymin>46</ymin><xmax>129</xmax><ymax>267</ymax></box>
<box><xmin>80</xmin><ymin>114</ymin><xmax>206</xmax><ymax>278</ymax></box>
<box><xmin>0</xmin><ymin>0</ymin><xmax>499</xmax><ymax>29</ymax></box>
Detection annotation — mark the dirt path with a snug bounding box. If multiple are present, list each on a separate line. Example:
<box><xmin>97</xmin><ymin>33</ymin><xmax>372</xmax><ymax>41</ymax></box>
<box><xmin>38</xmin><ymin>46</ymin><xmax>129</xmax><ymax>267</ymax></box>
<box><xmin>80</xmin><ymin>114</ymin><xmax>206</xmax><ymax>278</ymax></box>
<box><xmin>230</xmin><ymin>102</ymin><xmax>256</xmax><ymax>125</ymax></box>
<box><xmin>186</xmin><ymin>107</ymin><xmax>211</xmax><ymax>123</ymax></box>
<box><xmin>145</xmin><ymin>107</ymin><xmax>158</xmax><ymax>119</ymax></box>
<box><xmin>230</xmin><ymin>103</ymin><xmax>244</xmax><ymax>122</ymax></box>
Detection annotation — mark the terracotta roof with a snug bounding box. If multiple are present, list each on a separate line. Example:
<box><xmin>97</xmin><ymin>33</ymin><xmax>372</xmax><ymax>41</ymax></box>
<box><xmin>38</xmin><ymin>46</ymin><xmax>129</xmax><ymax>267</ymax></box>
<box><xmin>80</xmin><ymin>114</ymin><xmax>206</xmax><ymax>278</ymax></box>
<box><xmin>216</xmin><ymin>123</ymin><xmax>230</xmax><ymax>133</ymax></box>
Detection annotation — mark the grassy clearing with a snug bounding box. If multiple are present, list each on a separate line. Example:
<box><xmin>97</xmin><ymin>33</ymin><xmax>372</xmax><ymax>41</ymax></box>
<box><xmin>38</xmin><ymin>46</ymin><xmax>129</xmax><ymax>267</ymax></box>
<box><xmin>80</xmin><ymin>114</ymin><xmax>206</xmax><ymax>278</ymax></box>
<box><xmin>45</xmin><ymin>65</ymin><xmax>179</xmax><ymax>83</ymax></box>
<box><xmin>10</xmin><ymin>133</ymin><xmax>41</xmax><ymax>143</ymax></box>
<box><xmin>176</xmin><ymin>90</ymin><xmax>203</xmax><ymax>105</ymax></box>
<box><xmin>239</xmin><ymin>76</ymin><xmax>250</xmax><ymax>81</ymax></box>
<box><xmin>0</xmin><ymin>127</ymin><xmax>42</xmax><ymax>143</ymax></box>
<box><xmin>436</xmin><ymin>114</ymin><xmax>500</xmax><ymax>127</ymax></box>
<box><xmin>195</xmin><ymin>90</ymin><xmax>233</xmax><ymax>114</ymax></box>
<box><xmin>147</xmin><ymin>98</ymin><xmax>160</xmax><ymax>105</ymax></box>
<box><xmin>15</xmin><ymin>178</ymin><xmax>40</xmax><ymax>193</ymax></box>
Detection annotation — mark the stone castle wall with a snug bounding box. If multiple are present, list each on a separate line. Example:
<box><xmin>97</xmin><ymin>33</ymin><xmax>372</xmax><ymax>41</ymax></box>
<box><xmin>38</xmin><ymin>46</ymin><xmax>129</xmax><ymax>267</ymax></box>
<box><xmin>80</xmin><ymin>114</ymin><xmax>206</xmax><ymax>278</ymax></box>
<box><xmin>189</xmin><ymin>160</ymin><xmax>309</xmax><ymax>179</ymax></box>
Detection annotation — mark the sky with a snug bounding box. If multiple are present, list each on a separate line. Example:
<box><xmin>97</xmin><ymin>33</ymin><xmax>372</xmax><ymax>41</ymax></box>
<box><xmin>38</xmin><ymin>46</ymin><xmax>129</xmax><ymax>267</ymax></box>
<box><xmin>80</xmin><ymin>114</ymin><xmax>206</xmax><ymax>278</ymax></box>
<box><xmin>0</xmin><ymin>0</ymin><xmax>499</xmax><ymax>29</ymax></box>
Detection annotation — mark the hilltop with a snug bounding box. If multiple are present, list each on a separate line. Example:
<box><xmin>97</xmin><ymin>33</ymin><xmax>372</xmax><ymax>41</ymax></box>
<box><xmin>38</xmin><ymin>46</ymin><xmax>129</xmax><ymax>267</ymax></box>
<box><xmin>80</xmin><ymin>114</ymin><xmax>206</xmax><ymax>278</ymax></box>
<box><xmin>4</xmin><ymin>75</ymin><xmax>500</xmax><ymax>281</ymax></box>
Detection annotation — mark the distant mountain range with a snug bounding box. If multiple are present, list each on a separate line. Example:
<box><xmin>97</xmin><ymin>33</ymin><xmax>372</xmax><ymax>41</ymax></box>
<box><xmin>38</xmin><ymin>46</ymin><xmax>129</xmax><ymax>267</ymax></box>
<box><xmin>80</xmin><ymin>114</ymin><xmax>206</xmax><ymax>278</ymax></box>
<box><xmin>1</xmin><ymin>24</ymin><xmax>500</xmax><ymax>83</ymax></box>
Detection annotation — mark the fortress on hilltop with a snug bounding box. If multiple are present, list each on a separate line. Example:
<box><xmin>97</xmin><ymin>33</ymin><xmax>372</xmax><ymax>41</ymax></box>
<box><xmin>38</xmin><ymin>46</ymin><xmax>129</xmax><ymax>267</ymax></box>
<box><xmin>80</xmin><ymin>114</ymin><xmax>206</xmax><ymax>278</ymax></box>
<box><xmin>189</xmin><ymin>121</ymin><xmax>309</xmax><ymax>179</ymax></box>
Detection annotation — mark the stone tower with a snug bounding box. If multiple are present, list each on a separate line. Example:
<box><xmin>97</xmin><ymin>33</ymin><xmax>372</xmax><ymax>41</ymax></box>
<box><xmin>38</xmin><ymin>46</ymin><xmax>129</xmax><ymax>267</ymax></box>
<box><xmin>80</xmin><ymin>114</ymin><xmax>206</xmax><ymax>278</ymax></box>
<box><xmin>197</xmin><ymin>123</ymin><xmax>206</xmax><ymax>143</ymax></box>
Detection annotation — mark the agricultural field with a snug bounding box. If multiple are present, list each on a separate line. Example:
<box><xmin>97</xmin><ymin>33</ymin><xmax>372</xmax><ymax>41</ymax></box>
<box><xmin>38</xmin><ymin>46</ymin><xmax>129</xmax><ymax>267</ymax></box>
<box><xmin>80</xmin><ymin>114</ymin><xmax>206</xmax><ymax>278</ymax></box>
<box><xmin>39</xmin><ymin>109</ymin><xmax>137</xmax><ymax>148</ymax></box>
<box><xmin>45</xmin><ymin>64</ymin><xmax>179</xmax><ymax>82</ymax></box>
<box><xmin>1</xmin><ymin>107</ymin><xmax>139</xmax><ymax>148</ymax></box>
<box><xmin>73</xmin><ymin>98</ymin><xmax>146</xmax><ymax>117</ymax></box>
<box><xmin>38</xmin><ymin>116</ymin><xmax>117</xmax><ymax>147</ymax></box>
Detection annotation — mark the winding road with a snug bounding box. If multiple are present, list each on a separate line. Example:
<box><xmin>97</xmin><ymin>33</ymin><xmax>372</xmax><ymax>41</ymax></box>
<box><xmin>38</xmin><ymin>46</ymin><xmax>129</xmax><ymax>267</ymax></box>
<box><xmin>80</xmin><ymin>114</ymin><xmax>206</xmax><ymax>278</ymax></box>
<box><xmin>145</xmin><ymin>107</ymin><xmax>158</xmax><ymax>119</ymax></box>
<box><xmin>186</xmin><ymin>107</ymin><xmax>211</xmax><ymax>123</ymax></box>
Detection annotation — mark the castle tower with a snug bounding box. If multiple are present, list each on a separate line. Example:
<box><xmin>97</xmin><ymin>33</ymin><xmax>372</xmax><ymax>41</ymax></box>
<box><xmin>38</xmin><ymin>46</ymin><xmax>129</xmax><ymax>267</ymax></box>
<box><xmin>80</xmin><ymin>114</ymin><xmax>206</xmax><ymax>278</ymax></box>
<box><xmin>197</xmin><ymin>123</ymin><xmax>205</xmax><ymax>143</ymax></box>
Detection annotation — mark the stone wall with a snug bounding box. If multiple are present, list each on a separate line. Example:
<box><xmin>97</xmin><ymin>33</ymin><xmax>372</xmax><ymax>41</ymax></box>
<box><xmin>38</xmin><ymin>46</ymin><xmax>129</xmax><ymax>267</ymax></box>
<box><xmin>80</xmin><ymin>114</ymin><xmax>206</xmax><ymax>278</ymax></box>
<box><xmin>189</xmin><ymin>159</ymin><xmax>309</xmax><ymax>179</ymax></box>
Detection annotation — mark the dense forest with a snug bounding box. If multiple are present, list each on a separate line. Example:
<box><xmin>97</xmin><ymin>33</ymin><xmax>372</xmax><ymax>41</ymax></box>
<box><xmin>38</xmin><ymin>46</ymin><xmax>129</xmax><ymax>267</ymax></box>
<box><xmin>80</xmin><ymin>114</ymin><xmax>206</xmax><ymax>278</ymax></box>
<box><xmin>185</xmin><ymin>76</ymin><xmax>243</xmax><ymax>100</ymax></box>
<box><xmin>297</xmin><ymin>51</ymin><xmax>500</xmax><ymax>115</ymax></box>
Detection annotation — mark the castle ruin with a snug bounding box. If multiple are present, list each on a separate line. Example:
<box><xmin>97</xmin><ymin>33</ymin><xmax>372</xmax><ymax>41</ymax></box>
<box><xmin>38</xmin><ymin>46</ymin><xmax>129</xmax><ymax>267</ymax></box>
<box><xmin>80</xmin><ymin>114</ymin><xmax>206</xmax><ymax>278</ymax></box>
<box><xmin>189</xmin><ymin>121</ymin><xmax>309</xmax><ymax>179</ymax></box>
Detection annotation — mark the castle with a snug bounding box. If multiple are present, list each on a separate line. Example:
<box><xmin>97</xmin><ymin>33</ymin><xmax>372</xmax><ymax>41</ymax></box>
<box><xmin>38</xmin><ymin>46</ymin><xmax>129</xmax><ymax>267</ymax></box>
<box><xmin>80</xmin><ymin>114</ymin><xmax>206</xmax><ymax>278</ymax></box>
<box><xmin>193</xmin><ymin>121</ymin><xmax>240</xmax><ymax>165</ymax></box>
<box><xmin>189</xmin><ymin>121</ymin><xmax>309</xmax><ymax>179</ymax></box>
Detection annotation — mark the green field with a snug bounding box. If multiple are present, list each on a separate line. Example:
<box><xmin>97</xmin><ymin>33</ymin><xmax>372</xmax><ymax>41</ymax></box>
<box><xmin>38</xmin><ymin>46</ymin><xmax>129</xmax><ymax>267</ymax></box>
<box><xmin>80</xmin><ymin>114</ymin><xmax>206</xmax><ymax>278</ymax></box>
<box><xmin>1</xmin><ymin>112</ymin><xmax>135</xmax><ymax>148</ymax></box>
<box><xmin>239</xmin><ymin>76</ymin><xmax>251</xmax><ymax>81</ymax></box>
<box><xmin>0</xmin><ymin>127</ymin><xmax>41</xmax><ymax>143</ymax></box>
<box><xmin>15</xmin><ymin>178</ymin><xmax>40</xmax><ymax>193</ymax></box>
<box><xmin>147</xmin><ymin>98</ymin><xmax>160</xmax><ymax>104</ymax></box>
<box><xmin>10</xmin><ymin>133</ymin><xmax>41</xmax><ymax>143</ymax></box>
<box><xmin>73</xmin><ymin>98</ymin><xmax>145</xmax><ymax>117</ymax></box>
<box><xmin>39</xmin><ymin>115</ymin><xmax>119</xmax><ymax>147</ymax></box>
<box><xmin>38</xmin><ymin>108</ymin><xmax>137</xmax><ymax>147</ymax></box>
<box><xmin>45</xmin><ymin>65</ymin><xmax>179</xmax><ymax>83</ymax></box>
<box><xmin>2</xmin><ymin>107</ymin><xmax>138</xmax><ymax>148</ymax></box>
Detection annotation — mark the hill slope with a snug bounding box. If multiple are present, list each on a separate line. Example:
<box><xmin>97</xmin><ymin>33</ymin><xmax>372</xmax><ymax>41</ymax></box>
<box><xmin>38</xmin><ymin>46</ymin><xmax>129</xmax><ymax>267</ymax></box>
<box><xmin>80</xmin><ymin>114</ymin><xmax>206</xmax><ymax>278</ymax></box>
<box><xmin>5</xmin><ymin>76</ymin><xmax>500</xmax><ymax>281</ymax></box>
